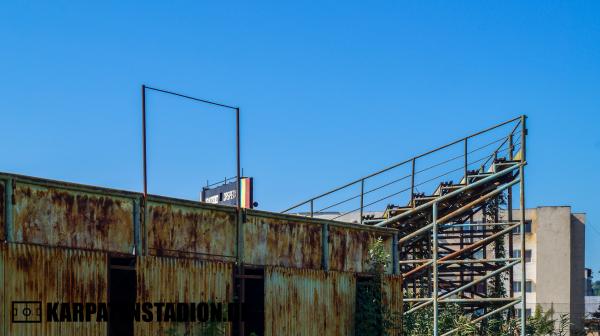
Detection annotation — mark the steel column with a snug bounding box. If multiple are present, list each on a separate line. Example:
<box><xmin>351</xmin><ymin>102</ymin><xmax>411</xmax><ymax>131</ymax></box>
<box><xmin>519</xmin><ymin>115</ymin><xmax>527</xmax><ymax>336</ymax></box>
<box><xmin>432</xmin><ymin>202</ymin><xmax>439</xmax><ymax>336</ymax></box>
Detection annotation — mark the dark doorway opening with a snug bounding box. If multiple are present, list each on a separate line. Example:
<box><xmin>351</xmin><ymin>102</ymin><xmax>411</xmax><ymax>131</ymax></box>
<box><xmin>243</xmin><ymin>267</ymin><xmax>265</xmax><ymax>336</ymax></box>
<box><xmin>108</xmin><ymin>257</ymin><xmax>136</xmax><ymax>336</ymax></box>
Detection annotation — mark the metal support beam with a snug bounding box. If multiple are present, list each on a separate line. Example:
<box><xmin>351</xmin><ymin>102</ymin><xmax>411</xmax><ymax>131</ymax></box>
<box><xmin>392</xmin><ymin>232</ymin><xmax>399</xmax><ymax>275</ymax></box>
<box><xmin>5</xmin><ymin>178</ymin><xmax>13</xmax><ymax>242</ymax></box>
<box><xmin>519</xmin><ymin>115</ymin><xmax>527</xmax><ymax>336</ymax></box>
<box><xmin>433</xmin><ymin>202</ymin><xmax>439</xmax><ymax>336</ymax></box>
<box><xmin>440</xmin><ymin>300</ymin><xmax>521</xmax><ymax>336</ymax></box>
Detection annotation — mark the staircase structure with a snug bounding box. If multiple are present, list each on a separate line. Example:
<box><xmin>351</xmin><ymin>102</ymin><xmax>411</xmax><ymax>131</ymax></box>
<box><xmin>282</xmin><ymin>116</ymin><xmax>528</xmax><ymax>335</ymax></box>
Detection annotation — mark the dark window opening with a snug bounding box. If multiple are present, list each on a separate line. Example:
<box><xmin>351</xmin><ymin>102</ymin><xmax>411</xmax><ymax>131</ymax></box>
<box><xmin>109</xmin><ymin>257</ymin><xmax>136</xmax><ymax>336</ymax></box>
<box><xmin>243</xmin><ymin>267</ymin><xmax>264</xmax><ymax>336</ymax></box>
<box><xmin>512</xmin><ymin>220</ymin><xmax>532</xmax><ymax>234</ymax></box>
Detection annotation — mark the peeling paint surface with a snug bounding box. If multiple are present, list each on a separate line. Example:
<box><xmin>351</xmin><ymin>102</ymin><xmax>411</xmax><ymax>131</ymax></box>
<box><xmin>1</xmin><ymin>242</ymin><xmax>108</xmax><ymax>336</ymax></box>
<box><xmin>13</xmin><ymin>182</ymin><xmax>134</xmax><ymax>253</ymax></box>
<box><xmin>0</xmin><ymin>180</ymin><xmax>5</xmax><ymax>241</ymax></box>
<box><xmin>146</xmin><ymin>201</ymin><xmax>237</xmax><ymax>260</ymax></box>
<box><xmin>135</xmin><ymin>255</ymin><xmax>233</xmax><ymax>336</ymax></box>
<box><xmin>328</xmin><ymin>226</ymin><xmax>394</xmax><ymax>273</ymax></box>
<box><xmin>265</xmin><ymin>267</ymin><xmax>356</xmax><ymax>336</ymax></box>
<box><xmin>244</xmin><ymin>214</ymin><xmax>322</xmax><ymax>269</ymax></box>
<box><xmin>382</xmin><ymin>275</ymin><xmax>403</xmax><ymax>334</ymax></box>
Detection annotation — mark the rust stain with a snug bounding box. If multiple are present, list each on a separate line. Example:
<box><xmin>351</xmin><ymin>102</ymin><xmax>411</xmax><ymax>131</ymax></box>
<box><xmin>382</xmin><ymin>275</ymin><xmax>403</xmax><ymax>334</ymax></box>
<box><xmin>244</xmin><ymin>214</ymin><xmax>322</xmax><ymax>269</ymax></box>
<box><xmin>2</xmin><ymin>242</ymin><xmax>108</xmax><ymax>335</ymax></box>
<box><xmin>265</xmin><ymin>267</ymin><xmax>356</xmax><ymax>336</ymax></box>
<box><xmin>13</xmin><ymin>182</ymin><xmax>134</xmax><ymax>253</ymax></box>
<box><xmin>328</xmin><ymin>226</ymin><xmax>394</xmax><ymax>273</ymax></box>
<box><xmin>147</xmin><ymin>201</ymin><xmax>236</xmax><ymax>260</ymax></box>
<box><xmin>0</xmin><ymin>180</ymin><xmax>4</xmax><ymax>241</ymax></box>
<box><xmin>135</xmin><ymin>255</ymin><xmax>233</xmax><ymax>336</ymax></box>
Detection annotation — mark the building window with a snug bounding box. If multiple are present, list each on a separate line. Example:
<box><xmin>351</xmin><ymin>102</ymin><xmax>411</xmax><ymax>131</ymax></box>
<box><xmin>513</xmin><ymin>281</ymin><xmax>534</xmax><ymax>293</ymax></box>
<box><xmin>513</xmin><ymin>220</ymin><xmax>532</xmax><ymax>234</ymax></box>
<box><xmin>516</xmin><ymin>308</ymin><xmax>532</xmax><ymax>318</ymax></box>
<box><xmin>512</xmin><ymin>250</ymin><xmax>532</xmax><ymax>262</ymax></box>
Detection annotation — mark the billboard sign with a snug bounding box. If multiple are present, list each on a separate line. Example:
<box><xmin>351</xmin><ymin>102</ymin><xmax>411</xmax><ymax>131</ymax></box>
<box><xmin>202</xmin><ymin>177</ymin><xmax>254</xmax><ymax>208</ymax></box>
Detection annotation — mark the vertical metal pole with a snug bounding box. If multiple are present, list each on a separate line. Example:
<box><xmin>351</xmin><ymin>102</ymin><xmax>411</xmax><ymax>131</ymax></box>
<box><xmin>392</xmin><ymin>233</ymin><xmax>399</xmax><ymax>275</ymax></box>
<box><xmin>359</xmin><ymin>179</ymin><xmax>364</xmax><ymax>224</ymax></box>
<box><xmin>236</xmin><ymin>108</ymin><xmax>241</xmax><ymax>209</ymax></box>
<box><xmin>310</xmin><ymin>199</ymin><xmax>314</xmax><ymax>218</ymax></box>
<box><xmin>410</xmin><ymin>158</ymin><xmax>416</xmax><ymax>207</ymax></box>
<box><xmin>519</xmin><ymin>115</ymin><xmax>527</xmax><ymax>336</ymax></box>
<box><xmin>508</xmin><ymin>132</ymin><xmax>515</xmax><ymax>316</ymax></box>
<box><xmin>464</xmin><ymin>138</ymin><xmax>469</xmax><ymax>184</ymax></box>
<box><xmin>142</xmin><ymin>85</ymin><xmax>148</xmax><ymax>198</ymax></box>
<box><xmin>432</xmin><ymin>202</ymin><xmax>439</xmax><ymax>336</ymax></box>
<box><xmin>235</xmin><ymin>107</ymin><xmax>244</xmax><ymax>336</ymax></box>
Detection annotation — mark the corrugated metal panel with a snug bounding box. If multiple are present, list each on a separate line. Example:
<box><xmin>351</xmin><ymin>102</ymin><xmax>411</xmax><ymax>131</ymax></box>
<box><xmin>135</xmin><ymin>255</ymin><xmax>234</xmax><ymax>335</ymax></box>
<box><xmin>146</xmin><ymin>201</ymin><xmax>236</xmax><ymax>260</ymax></box>
<box><xmin>328</xmin><ymin>225</ymin><xmax>394</xmax><ymax>273</ymax></box>
<box><xmin>2</xmin><ymin>242</ymin><xmax>108</xmax><ymax>336</ymax></box>
<box><xmin>244</xmin><ymin>214</ymin><xmax>322</xmax><ymax>269</ymax></box>
<box><xmin>382</xmin><ymin>275</ymin><xmax>403</xmax><ymax>335</ymax></box>
<box><xmin>13</xmin><ymin>182</ymin><xmax>134</xmax><ymax>253</ymax></box>
<box><xmin>265</xmin><ymin>267</ymin><xmax>356</xmax><ymax>336</ymax></box>
<box><xmin>0</xmin><ymin>180</ymin><xmax>5</xmax><ymax>241</ymax></box>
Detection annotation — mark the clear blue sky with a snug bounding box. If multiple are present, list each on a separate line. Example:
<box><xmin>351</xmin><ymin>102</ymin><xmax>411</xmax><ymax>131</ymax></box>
<box><xmin>1</xmin><ymin>2</ymin><xmax>599</xmax><ymax>271</ymax></box>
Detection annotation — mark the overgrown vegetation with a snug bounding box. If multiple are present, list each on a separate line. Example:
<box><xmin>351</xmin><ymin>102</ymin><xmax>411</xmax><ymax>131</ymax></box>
<box><xmin>355</xmin><ymin>237</ymin><xmax>400</xmax><ymax>336</ymax></box>
<box><xmin>402</xmin><ymin>304</ymin><xmax>584</xmax><ymax>335</ymax></box>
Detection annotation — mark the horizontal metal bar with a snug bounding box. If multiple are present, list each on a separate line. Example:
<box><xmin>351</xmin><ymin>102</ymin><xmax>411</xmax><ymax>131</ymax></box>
<box><xmin>398</xmin><ymin>259</ymin><xmax>432</xmax><ymax>264</ymax></box>
<box><xmin>439</xmin><ymin>297</ymin><xmax>520</xmax><ymax>303</ymax></box>
<box><xmin>145</xmin><ymin>86</ymin><xmax>238</xmax><ymax>110</ymax></box>
<box><xmin>403</xmin><ymin>298</ymin><xmax>433</xmax><ymax>303</ymax></box>
<box><xmin>443</xmin><ymin>222</ymin><xmax>518</xmax><ymax>228</ymax></box>
<box><xmin>438</xmin><ymin>258</ymin><xmax>519</xmax><ymax>264</ymax></box>
<box><xmin>440</xmin><ymin>299</ymin><xmax>521</xmax><ymax>336</ymax></box>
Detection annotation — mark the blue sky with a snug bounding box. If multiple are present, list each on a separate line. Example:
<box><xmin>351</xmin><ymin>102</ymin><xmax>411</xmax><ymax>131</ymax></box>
<box><xmin>1</xmin><ymin>1</ymin><xmax>599</xmax><ymax>270</ymax></box>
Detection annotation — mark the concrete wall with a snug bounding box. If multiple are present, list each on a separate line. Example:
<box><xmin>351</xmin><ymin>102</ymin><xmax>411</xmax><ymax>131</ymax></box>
<box><xmin>570</xmin><ymin>213</ymin><xmax>586</xmax><ymax>329</ymax></box>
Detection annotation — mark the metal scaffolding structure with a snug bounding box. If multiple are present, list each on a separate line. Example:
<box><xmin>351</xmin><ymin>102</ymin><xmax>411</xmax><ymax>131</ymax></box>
<box><xmin>283</xmin><ymin>116</ymin><xmax>528</xmax><ymax>335</ymax></box>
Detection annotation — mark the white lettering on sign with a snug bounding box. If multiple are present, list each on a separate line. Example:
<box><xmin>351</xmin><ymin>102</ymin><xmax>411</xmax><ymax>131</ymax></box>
<box><xmin>223</xmin><ymin>190</ymin><xmax>237</xmax><ymax>201</ymax></box>
<box><xmin>205</xmin><ymin>195</ymin><xmax>220</xmax><ymax>204</ymax></box>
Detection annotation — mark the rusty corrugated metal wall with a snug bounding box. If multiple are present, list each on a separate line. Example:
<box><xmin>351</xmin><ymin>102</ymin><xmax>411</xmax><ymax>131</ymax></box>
<box><xmin>1</xmin><ymin>242</ymin><xmax>108</xmax><ymax>336</ymax></box>
<box><xmin>328</xmin><ymin>225</ymin><xmax>394</xmax><ymax>273</ymax></box>
<box><xmin>244</xmin><ymin>213</ymin><xmax>322</xmax><ymax>269</ymax></box>
<box><xmin>0</xmin><ymin>180</ymin><xmax>5</xmax><ymax>241</ymax></box>
<box><xmin>383</xmin><ymin>275</ymin><xmax>403</xmax><ymax>335</ymax></box>
<box><xmin>135</xmin><ymin>255</ymin><xmax>234</xmax><ymax>335</ymax></box>
<box><xmin>146</xmin><ymin>199</ymin><xmax>237</xmax><ymax>261</ymax></box>
<box><xmin>264</xmin><ymin>267</ymin><xmax>356</xmax><ymax>336</ymax></box>
<box><xmin>12</xmin><ymin>181</ymin><xmax>135</xmax><ymax>253</ymax></box>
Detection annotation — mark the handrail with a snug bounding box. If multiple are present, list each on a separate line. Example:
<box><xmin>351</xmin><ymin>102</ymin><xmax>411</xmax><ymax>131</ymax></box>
<box><xmin>282</xmin><ymin>115</ymin><xmax>524</xmax><ymax>218</ymax></box>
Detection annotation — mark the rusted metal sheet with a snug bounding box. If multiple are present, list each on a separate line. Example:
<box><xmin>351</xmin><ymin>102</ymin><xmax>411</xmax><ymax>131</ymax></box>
<box><xmin>2</xmin><ymin>242</ymin><xmax>108</xmax><ymax>336</ymax></box>
<box><xmin>265</xmin><ymin>267</ymin><xmax>356</xmax><ymax>336</ymax></box>
<box><xmin>328</xmin><ymin>225</ymin><xmax>394</xmax><ymax>273</ymax></box>
<box><xmin>382</xmin><ymin>275</ymin><xmax>403</xmax><ymax>335</ymax></box>
<box><xmin>146</xmin><ymin>200</ymin><xmax>237</xmax><ymax>260</ymax></box>
<box><xmin>0</xmin><ymin>180</ymin><xmax>5</xmax><ymax>241</ymax></box>
<box><xmin>135</xmin><ymin>255</ymin><xmax>234</xmax><ymax>335</ymax></box>
<box><xmin>244</xmin><ymin>213</ymin><xmax>322</xmax><ymax>269</ymax></box>
<box><xmin>12</xmin><ymin>182</ymin><xmax>134</xmax><ymax>253</ymax></box>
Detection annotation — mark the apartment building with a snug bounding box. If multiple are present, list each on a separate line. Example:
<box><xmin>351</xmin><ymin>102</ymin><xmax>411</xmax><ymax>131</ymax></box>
<box><xmin>510</xmin><ymin>206</ymin><xmax>586</xmax><ymax>332</ymax></box>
